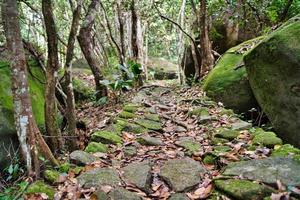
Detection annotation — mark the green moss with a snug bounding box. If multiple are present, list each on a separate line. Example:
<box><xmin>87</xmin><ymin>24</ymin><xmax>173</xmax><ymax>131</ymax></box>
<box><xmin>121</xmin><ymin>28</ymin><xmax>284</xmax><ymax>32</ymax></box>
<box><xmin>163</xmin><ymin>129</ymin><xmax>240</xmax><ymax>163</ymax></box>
<box><xmin>135</xmin><ymin>119</ymin><xmax>162</xmax><ymax>131</ymax></box>
<box><xmin>44</xmin><ymin>169</ymin><xmax>60</xmax><ymax>184</ymax></box>
<box><xmin>203</xmin><ymin>155</ymin><xmax>216</xmax><ymax>165</ymax></box>
<box><xmin>215</xmin><ymin>129</ymin><xmax>240</xmax><ymax>140</ymax></box>
<box><xmin>177</xmin><ymin>140</ymin><xmax>201</xmax><ymax>155</ymax></box>
<box><xmin>26</xmin><ymin>181</ymin><xmax>55</xmax><ymax>199</ymax></box>
<box><xmin>71</xmin><ymin>166</ymin><xmax>83</xmax><ymax>174</ymax></box>
<box><xmin>211</xmin><ymin>137</ymin><xmax>229</xmax><ymax>145</ymax></box>
<box><xmin>59</xmin><ymin>162</ymin><xmax>71</xmax><ymax>173</ymax></box>
<box><xmin>118</xmin><ymin>111</ymin><xmax>137</xmax><ymax>119</ymax></box>
<box><xmin>123</xmin><ymin>104</ymin><xmax>139</xmax><ymax>113</ymax></box>
<box><xmin>122</xmin><ymin>122</ymin><xmax>148</xmax><ymax>134</ymax></box>
<box><xmin>91</xmin><ymin>131</ymin><xmax>123</xmax><ymax>144</ymax></box>
<box><xmin>72</xmin><ymin>78</ymin><xmax>94</xmax><ymax>102</ymax></box>
<box><xmin>188</xmin><ymin>107</ymin><xmax>209</xmax><ymax>117</ymax></box>
<box><xmin>252</xmin><ymin>132</ymin><xmax>282</xmax><ymax>147</ymax></box>
<box><xmin>145</xmin><ymin>113</ymin><xmax>160</xmax><ymax>122</ymax></box>
<box><xmin>85</xmin><ymin>142</ymin><xmax>108</xmax><ymax>153</ymax></box>
<box><xmin>214</xmin><ymin>146</ymin><xmax>232</xmax><ymax>154</ymax></box>
<box><xmin>220</xmin><ymin>108</ymin><xmax>235</xmax><ymax>116</ymax></box>
<box><xmin>203</xmin><ymin>37</ymin><xmax>264</xmax><ymax>112</ymax></box>
<box><xmin>272</xmin><ymin>144</ymin><xmax>300</xmax><ymax>157</ymax></box>
<box><xmin>214</xmin><ymin>179</ymin><xmax>273</xmax><ymax>200</ymax></box>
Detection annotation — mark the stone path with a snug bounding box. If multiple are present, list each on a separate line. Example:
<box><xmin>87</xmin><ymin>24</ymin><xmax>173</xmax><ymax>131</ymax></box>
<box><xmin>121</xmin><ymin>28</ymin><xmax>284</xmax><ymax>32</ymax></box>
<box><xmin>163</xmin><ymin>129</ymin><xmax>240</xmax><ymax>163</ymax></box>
<box><xmin>27</xmin><ymin>84</ymin><xmax>300</xmax><ymax>199</ymax></box>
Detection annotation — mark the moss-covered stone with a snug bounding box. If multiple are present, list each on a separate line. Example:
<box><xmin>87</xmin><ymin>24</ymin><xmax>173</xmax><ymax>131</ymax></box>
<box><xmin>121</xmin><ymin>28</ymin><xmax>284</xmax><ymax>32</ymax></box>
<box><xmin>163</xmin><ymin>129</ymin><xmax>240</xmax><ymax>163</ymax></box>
<box><xmin>214</xmin><ymin>179</ymin><xmax>273</xmax><ymax>200</ymax></box>
<box><xmin>252</xmin><ymin>132</ymin><xmax>282</xmax><ymax>147</ymax></box>
<box><xmin>188</xmin><ymin>107</ymin><xmax>209</xmax><ymax>117</ymax></box>
<box><xmin>244</xmin><ymin>17</ymin><xmax>300</xmax><ymax>147</ymax></box>
<box><xmin>215</xmin><ymin>129</ymin><xmax>240</xmax><ymax>140</ymax></box>
<box><xmin>70</xmin><ymin>150</ymin><xmax>97</xmax><ymax>165</ymax></box>
<box><xmin>123</xmin><ymin>122</ymin><xmax>148</xmax><ymax>134</ymax></box>
<box><xmin>220</xmin><ymin>108</ymin><xmax>235</xmax><ymax>116</ymax></box>
<box><xmin>44</xmin><ymin>169</ymin><xmax>60</xmax><ymax>184</ymax></box>
<box><xmin>211</xmin><ymin>137</ymin><xmax>229</xmax><ymax>145</ymax></box>
<box><xmin>91</xmin><ymin>131</ymin><xmax>123</xmax><ymax>144</ymax></box>
<box><xmin>213</xmin><ymin>146</ymin><xmax>232</xmax><ymax>155</ymax></box>
<box><xmin>145</xmin><ymin>113</ymin><xmax>160</xmax><ymax>122</ymax></box>
<box><xmin>124</xmin><ymin>146</ymin><xmax>137</xmax><ymax>157</ymax></box>
<box><xmin>177</xmin><ymin>140</ymin><xmax>201</xmax><ymax>155</ymax></box>
<box><xmin>135</xmin><ymin>119</ymin><xmax>162</xmax><ymax>131</ymax></box>
<box><xmin>272</xmin><ymin>144</ymin><xmax>300</xmax><ymax>157</ymax></box>
<box><xmin>85</xmin><ymin>142</ymin><xmax>108</xmax><ymax>153</ymax></box>
<box><xmin>203</xmin><ymin>37</ymin><xmax>264</xmax><ymax>113</ymax></box>
<box><xmin>72</xmin><ymin>78</ymin><xmax>94</xmax><ymax>102</ymax></box>
<box><xmin>26</xmin><ymin>181</ymin><xmax>55</xmax><ymax>199</ymax></box>
<box><xmin>203</xmin><ymin>154</ymin><xmax>216</xmax><ymax>165</ymax></box>
<box><xmin>137</xmin><ymin>136</ymin><xmax>163</xmax><ymax>146</ymax></box>
<box><xmin>118</xmin><ymin>111</ymin><xmax>137</xmax><ymax>119</ymax></box>
<box><xmin>123</xmin><ymin>104</ymin><xmax>139</xmax><ymax>113</ymax></box>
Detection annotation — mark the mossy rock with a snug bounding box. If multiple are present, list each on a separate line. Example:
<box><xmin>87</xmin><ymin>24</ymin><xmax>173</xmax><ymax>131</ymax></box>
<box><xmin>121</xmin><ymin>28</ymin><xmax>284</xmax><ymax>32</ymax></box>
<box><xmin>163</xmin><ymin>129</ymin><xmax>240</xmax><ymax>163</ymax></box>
<box><xmin>244</xmin><ymin>16</ymin><xmax>300</xmax><ymax>147</ymax></box>
<box><xmin>177</xmin><ymin>140</ymin><xmax>201</xmax><ymax>155</ymax></box>
<box><xmin>0</xmin><ymin>59</ymin><xmax>45</xmax><ymax>167</ymax></box>
<box><xmin>59</xmin><ymin>162</ymin><xmax>71</xmax><ymax>173</ymax></box>
<box><xmin>118</xmin><ymin>111</ymin><xmax>137</xmax><ymax>119</ymax></box>
<box><xmin>211</xmin><ymin>137</ymin><xmax>229</xmax><ymax>145</ymax></box>
<box><xmin>214</xmin><ymin>179</ymin><xmax>273</xmax><ymax>200</ymax></box>
<box><xmin>91</xmin><ymin>131</ymin><xmax>123</xmax><ymax>144</ymax></box>
<box><xmin>135</xmin><ymin>119</ymin><xmax>162</xmax><ymax>131</ymax></box>
<box><xmin>144</xmin><ymin>113</ymin><xmax>160</xmax><ymax>122</ymax></box>
<box><xmin>215</xmin><ymin>129</ymin><xmax>240</xmax><ymax>140</ymax></box>
<box><xmin>272</xmin><ymin>144</ymin><xmax>300</xmax><ymax>157</ymax></box>
<box><xmin>252</xmin><ymin>132</ymin><xmax>282</xmax><ymax>147</ymax></box>
<box><xmin>123</xmin><ymin>123</ymin><xmax>148</xmax><ymax>134</ymax></box>
<box><xmin>188</xmin><ymin>107</ymin><xmax>209</xmax><ymax>117</ymax></box>
<box><xmin>137</xmin><ymin>136</ymin><xmax>163</xmax><ymax>146</ymax></box>
<box><xmin>26</xmin><ymin>181</ymin><xmax>55</xmax><ymax>199</ymax></box>
<box><xmin>72</xmin><ymin>78</ymin><xmax>94</xmax><ymax>102</ymax></box>
<box><xmin>85</xmin><ymin>142</ymin><xmax>108</xmax><ymax>153</ymax></box>
<box><xmin>44</xmin><ymin>169</ymin><xmax>60</xmax><ymax>184</ymax></box>
<box><xmin>123</xmin><ymin>104</ymin><xmax>139</xmax><ymax>113</ymax></box>
<box><xmin>203</xmin><ymin>154</ymin><xmax>217</xmax><ymax>165</ymax></box>
<box><xmin>203</xmin><ymin>37</ymin><xmax>264</xmax><ymax>113</ymax></box>
<box><xmin>124</xmin><ymin>146</ymin><xmax>137</xmax><ymax>157</ymax></box>
<box><xmin>213</xmin><ymin>146</ymin><xmax>232</xmax><ymax>155</ymax></box>
<box><xmin>219</xmin><ymin>108</ymin><xmax>235</xmax><ymax>116</ymax></box>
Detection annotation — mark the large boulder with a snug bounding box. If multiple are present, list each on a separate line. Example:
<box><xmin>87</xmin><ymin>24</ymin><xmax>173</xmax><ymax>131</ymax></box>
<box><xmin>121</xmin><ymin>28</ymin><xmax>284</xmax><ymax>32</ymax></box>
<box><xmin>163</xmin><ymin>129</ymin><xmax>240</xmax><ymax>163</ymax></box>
<box><xmin>0</xmin><ymin>51</ymin><xmax>45</xmax><ymax>167</ymax></box>
<box><xmin>244</xmin><ymin>16</ymin><xmax>300</xmax><ymax>147</ymax></box>
<box><xmin>203</xmin><ymin>37</ymin><xmax>264</xmax><ymax>113</ymax></box>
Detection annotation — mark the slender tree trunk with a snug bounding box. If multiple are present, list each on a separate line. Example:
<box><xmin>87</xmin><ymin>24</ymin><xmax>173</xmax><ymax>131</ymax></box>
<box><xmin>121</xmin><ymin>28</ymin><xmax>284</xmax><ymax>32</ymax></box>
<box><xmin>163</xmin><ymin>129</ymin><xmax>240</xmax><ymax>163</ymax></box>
<box><xmin>131</xmin><ymin>0</ymin><xmax>139</xmax><ymax>62</ymax></box>
<box><xmin>78</xmin><ymin>0</ymin><xmax>107</xmax><ymax>99</ymax></box>
<box><xmin>42</xmin><ymin>0</ymin><xmax>63</xmax><ymax>151</ymax></box>
<box><xmin>200</xmin><ymin>0</ymin><xmax>214</xmax><ymax>77</ymax></box>
<box><xmin>116</xmin><ymin>0</ymin><xmax>126</xmax><ymax>62</ymax></box>
<box><xmin>64</xmin><ymin>0</ymin><xmax>82</xmax><ymax>150</ymax></box>
<box><xmin>2</xmin><ymin>0</ymin><xmax>58</xmax><ymax>175</ymax></box>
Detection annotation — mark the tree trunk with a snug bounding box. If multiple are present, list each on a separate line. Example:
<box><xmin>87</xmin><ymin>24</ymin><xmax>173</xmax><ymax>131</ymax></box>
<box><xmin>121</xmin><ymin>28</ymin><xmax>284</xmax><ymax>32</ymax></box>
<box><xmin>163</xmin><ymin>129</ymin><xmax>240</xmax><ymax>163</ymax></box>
<box><xmin>116</xmin><ymin>0</ymin><xmax>126</xmax><ymax>62</ymax></box>
<box><xmin>200</xmin><ymin>0</ymin><xmax>214</xmax><ymax>77</ymax></box>
<box><xmin>2</xmin><ymin>0</ymin><xmax>58</xmax><ymax>175</ymax></box>
<box><xmin>64</xmin><ymin>0</ymin><xmax>82</xmax><ymax>150</ymax></box>
<box><xmin>78</xmin><ymin>0</ymin><xmax>107</xmax><ymax>99</ymax></box>
<box><xmin>42</xmin><ymin>0</ymin><xmax>63</xmax><ymax>151</ymax></box>
<box><xmin>131</xmin><ymin>0</ymin><xmax>139</xmax><ymax>62</ymax></box>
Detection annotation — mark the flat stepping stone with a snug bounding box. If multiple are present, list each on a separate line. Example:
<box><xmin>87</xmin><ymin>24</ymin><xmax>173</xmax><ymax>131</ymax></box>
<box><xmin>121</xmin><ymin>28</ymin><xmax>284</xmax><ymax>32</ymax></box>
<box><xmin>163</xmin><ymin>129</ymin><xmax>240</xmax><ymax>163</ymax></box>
<box><xmin>124</xmin><ymin>146</ymin><xmax>137</xmax><ymax>157</ymax></box>
<box><xmin>123</xmin><ymin>104</ymin><xmax>139</xmax><ymax>113</ymax></box>
<box><xmin>137</xmin><ymin>136</ymin><xmax>163</xmax><ymax>146</ymax></box>
<box><xmin>168</xmin><ymin>193</ymin><xmax>189</xmax><ymax>200</ymax></box>
<box><xmin>215</xmin><ymin>129</ymin><xmax>240</xmax><ymax>140</ymax></box>
<box><xmin>214</xmin><ymin>179</ymin><xmax>273</xmax><ymax>200</ymax></box>
<box><xmin>85</xmin><ymin>142</ymin><xmax>108</xmax><ymax>153</ymax></box>
<box><xmin>70</xmin><ymin>150</ymin><xmax>97</xmax><ymax>166</ymax></box>
<box><xmin>118</xmin><ymin>111</ymin><xmax>137</xmax><ymax>119</ymax></box>
<box><xmin>231</xmin><ymin>120</ymin><xmax>252</xmax><ymax>130</ymax></box>
<box><xmin>252</xmin><ymin>131</ymin><xmax>282</xmax><ymax>147</ymax></box>
<box><xmin>159</xmin><ymin>158</ymin><xmax>206</xmax><ymax>192</ymax></box>
<box><xmin>109</xmin><ymin>187</ymin><xmax>142</xmax><ymax>200</ymax></box>
<box><xmin>77</xmin><ymin>168</ymin><xmax>121</xmax><ymax>188</ymax></box>
<box><xmin>176</xmin><ymin>139</ymin><xmax>201</xmax><ymax>155</ymax></box>
<box><xmin>91</xmin><ymin>131</ymin><xmax>123</xmax><ymax>144</ymax></box>
<box><xmin>223</xmin><ymin>157</ymin><xmax>300</xmax><ymax>186</ymax></box>
<box><xmin>145</xmin><ymin>113</ymin><xmax>160</xmax><ymax>122</ymax></box>
<box><xmin>135</xmin><ymin>119</ymin><xmax>162</xmax><ymax>131</ymax></box>
<box><xmin>122</xmin><ymin>161</ymin><xmax>152</xmax><ymax>193</ymax></box>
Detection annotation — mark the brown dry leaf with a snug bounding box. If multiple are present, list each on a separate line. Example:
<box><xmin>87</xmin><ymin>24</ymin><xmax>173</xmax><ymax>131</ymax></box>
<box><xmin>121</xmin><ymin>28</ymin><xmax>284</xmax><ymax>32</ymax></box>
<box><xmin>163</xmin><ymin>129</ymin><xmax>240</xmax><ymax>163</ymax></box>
<box><xmin>224</xmin><ymin>152</ymin><xmax>240</xmax><ymax>161</ymax></box>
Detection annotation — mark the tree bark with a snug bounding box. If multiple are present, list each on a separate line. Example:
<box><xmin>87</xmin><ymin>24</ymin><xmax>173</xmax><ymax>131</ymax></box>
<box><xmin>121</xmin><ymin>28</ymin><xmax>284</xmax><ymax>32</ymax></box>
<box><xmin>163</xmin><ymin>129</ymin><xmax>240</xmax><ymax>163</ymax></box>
<box><xmin>116</xmin><ymin>0</ymin><xmax>126</xmax><ymax>62</ymax></box>
<box><xmin>78</xmin><ymin>0</ymin><xmax>107</xmax><ymax>99</ymax></box>
<box><xmin>42</xmin><ymin>0</ymin><xmax>63</xmax><ymax>151</ymax></box>
<box><xmin>131</xmin><ymin>0</ymin><xmax>139</xmax><ymax>62</ymax></box>
<box><xmin>64</xmin><ymin>0</ymin><xmax>82</xmax><ymax>150</ymax></box>
<box><xmin>200</xmin><ymin>0</ymin><xmax>214</xmax><ymax>77</ymax></box>
<box><xmin>2</xmin><ymin>0</ymin><xmax>58</xmax><ymax>175</ymax></box>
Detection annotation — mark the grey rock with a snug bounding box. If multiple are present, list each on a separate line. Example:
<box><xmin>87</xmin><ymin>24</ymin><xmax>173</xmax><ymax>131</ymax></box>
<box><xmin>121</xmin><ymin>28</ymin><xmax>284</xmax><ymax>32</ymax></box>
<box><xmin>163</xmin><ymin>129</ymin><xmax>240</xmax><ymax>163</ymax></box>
<box><xmin>123</xmin><ymin>161</ymin><xmax>152</xmax><ymax>193</ymax></box>
<box><xmin>231</xmin><ymin>120</ymin><xmax>252</xmax><ymax>130</ymax></box>
<box><xmin>77</xmin><ymin>168</ymin><xmax>121</xmax><ymax>188</ymax></box>
<box><xmin>159</xmin><ymin>158</ymin><xmax>206</xmax><ymax>192</ymax></box>
<box><xmin>223</xmin><ymin>157</ymin><xmax>300</xmax><ymax>186</ymax></box>
<box><xmin>70</xmin><ymin>150</ymin><xmax>97</xmax><ymax>166</ymax></box>
<box><xmin>137</xmin><ymin>136</ymin><xmax>163</xmax><ymax>146</ymax></box>
<box><xmin>109</xmin><ymin>187</ymin><xmax>142</xmax><ymax>200</ymax></box>
<box><xmin>124</xmin><ymin>146</ymin><xmax>137</xmax><ymax>157</ymax></box>
<box><xmin>168</xmin><ymin>193</ymin><xmax>189</xmax><ymax>200</ymax></box>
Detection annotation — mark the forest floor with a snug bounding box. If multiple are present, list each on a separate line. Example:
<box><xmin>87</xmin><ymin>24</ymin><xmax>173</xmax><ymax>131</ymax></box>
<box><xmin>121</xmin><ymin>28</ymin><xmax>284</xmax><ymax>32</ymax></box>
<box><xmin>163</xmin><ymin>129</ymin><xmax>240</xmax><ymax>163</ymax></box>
<box><xmin>26</xmin><ymin>80</ymin><xmax>300</xmax><ymax>200</ymax></box>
